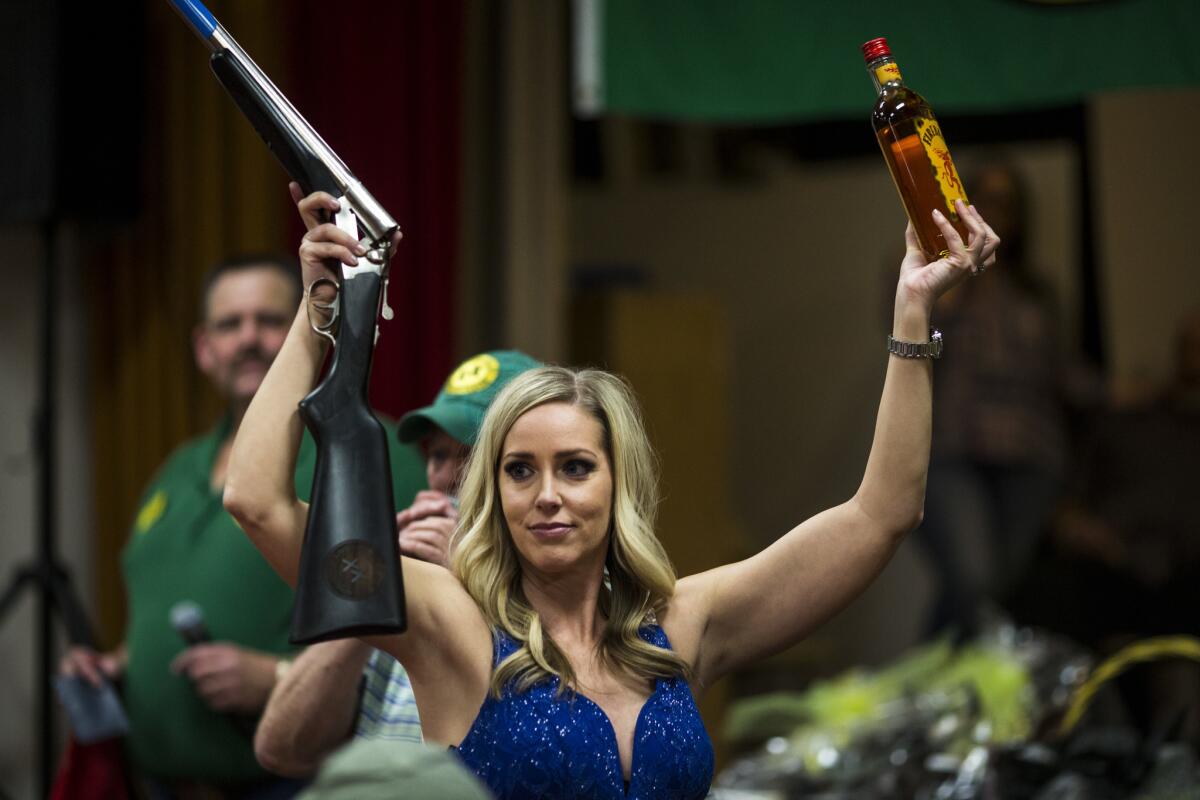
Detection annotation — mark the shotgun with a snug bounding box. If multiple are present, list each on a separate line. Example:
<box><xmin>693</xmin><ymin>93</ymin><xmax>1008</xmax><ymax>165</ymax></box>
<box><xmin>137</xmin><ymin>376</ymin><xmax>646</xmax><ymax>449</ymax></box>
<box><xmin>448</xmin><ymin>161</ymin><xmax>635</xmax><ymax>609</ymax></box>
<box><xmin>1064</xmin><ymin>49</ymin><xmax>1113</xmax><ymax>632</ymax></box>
<box><xmin>170</xmin><ymin>0</ymin><xmax>406</xmax><ymax>644</ymax></box>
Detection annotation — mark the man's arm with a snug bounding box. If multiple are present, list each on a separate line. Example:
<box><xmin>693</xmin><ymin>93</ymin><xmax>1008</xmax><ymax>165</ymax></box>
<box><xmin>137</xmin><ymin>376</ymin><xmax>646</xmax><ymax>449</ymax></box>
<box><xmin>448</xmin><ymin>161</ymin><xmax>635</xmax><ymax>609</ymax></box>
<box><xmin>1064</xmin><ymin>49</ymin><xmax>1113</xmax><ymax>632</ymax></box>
<box><xmin>254</xmin><ymin>640</ymin><xmax>372</xmax><ymax>777</ymax></box>
<box><xmin>255</xmin><ymin>495</ymin><xmax>457</xmax><ymax>775</ymax></box>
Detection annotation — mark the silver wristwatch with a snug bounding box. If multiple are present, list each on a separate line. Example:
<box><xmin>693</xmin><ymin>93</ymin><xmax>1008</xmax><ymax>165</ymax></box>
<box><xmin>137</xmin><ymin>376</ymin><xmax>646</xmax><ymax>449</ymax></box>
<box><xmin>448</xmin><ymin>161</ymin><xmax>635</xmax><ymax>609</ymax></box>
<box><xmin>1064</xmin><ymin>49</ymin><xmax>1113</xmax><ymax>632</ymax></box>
<box><xmin>887</xmin><ymin>328</ymin><xmax>943</xmax><ymax>359</ymax></box>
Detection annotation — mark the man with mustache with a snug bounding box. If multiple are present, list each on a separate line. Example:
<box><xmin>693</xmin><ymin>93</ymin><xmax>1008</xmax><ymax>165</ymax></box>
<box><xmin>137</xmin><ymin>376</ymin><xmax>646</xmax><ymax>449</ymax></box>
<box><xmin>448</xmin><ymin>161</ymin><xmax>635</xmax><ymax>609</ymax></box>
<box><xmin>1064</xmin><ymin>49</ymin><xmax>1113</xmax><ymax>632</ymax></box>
<box><xmin>59</xmin><ymin>255</ymin><xmax>427</xmax><ymax>798</ymax></box>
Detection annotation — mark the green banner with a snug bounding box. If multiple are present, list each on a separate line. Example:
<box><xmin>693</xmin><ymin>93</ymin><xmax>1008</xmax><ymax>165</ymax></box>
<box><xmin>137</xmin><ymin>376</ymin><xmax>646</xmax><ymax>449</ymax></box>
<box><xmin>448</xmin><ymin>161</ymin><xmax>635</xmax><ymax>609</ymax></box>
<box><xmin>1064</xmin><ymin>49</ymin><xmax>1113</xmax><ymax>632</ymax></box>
<box><xmin>576</xmin><ymin>0</ymin><xmax>1200</xmax><ymax>122</ymax></box>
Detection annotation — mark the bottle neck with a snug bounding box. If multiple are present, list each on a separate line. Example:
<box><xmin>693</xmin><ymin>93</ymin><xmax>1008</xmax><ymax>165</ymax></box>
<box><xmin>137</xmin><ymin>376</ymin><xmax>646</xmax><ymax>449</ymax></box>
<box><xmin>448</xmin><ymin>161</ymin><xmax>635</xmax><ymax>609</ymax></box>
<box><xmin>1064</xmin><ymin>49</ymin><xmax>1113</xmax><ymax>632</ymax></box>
<box><xmin>868</xmin><ymin>56</ymin><xmax>904</xmax><ymax>94</ymax></box>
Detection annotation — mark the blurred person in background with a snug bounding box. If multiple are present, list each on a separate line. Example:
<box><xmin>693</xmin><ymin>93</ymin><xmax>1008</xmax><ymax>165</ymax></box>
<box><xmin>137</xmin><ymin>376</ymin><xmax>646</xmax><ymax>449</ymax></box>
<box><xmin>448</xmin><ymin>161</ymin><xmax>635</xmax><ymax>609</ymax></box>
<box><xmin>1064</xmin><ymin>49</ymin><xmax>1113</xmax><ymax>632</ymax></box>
<box><xmin>58</xmin><ymin>255</ymin><xmax>427</xmax><ymax>799</ymax></box>
<box><xmin>917</xmin><ymin>158</ymin><xmax>1101</xmax><ymax>638</ymax></box>
<box><xmin>1020</xmin><ymin>308</ymin><xmax>1200</xmax><ymax>746</ymax></box>
<box><xmin>254</xmin><ymin>351</ymin><xmax>540</xmax><ymax>778</ymax></box>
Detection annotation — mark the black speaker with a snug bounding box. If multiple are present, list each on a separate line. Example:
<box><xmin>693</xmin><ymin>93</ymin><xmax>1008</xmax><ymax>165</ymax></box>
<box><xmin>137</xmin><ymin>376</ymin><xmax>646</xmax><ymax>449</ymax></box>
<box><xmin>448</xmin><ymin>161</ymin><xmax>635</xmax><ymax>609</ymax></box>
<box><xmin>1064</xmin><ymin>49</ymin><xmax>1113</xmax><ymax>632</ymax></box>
<box><xmin>0</xmin><ymin>0</ymin><xmax>144</xmax><ymax>223</ymax></box>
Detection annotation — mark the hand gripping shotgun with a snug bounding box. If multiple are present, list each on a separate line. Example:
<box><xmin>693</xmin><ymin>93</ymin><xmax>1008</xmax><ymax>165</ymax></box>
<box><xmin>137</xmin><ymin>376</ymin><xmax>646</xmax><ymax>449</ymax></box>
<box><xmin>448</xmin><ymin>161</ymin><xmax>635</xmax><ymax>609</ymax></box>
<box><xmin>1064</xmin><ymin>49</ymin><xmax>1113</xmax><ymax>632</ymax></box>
<box><xmin>170</xmin><ymin>0</ymin><xmax>406</xmax><ymax>644</ymax></box>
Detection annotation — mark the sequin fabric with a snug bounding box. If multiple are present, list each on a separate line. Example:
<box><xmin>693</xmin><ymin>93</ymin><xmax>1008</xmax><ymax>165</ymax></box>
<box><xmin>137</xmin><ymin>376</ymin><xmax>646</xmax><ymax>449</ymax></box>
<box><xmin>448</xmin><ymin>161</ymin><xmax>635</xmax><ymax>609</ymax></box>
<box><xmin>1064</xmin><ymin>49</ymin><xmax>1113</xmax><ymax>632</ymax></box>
<box><xmin>451</xmin><ymin>626</ymin><xmax>714</xmax><ymax>799</ymax></box>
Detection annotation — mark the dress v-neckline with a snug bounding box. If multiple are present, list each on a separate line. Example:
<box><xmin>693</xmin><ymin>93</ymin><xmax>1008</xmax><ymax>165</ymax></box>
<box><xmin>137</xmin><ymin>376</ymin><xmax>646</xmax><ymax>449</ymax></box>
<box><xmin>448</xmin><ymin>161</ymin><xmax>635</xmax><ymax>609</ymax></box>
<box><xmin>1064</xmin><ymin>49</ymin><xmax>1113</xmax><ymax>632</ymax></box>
<box><xmin>572</xmin><ymin>678</ymin><xmax>661</xmax><ymax>791</ymax></box>
<box><xmin>451</xmin><ymin>626</ymin><xmax>715</xmax><ymax>799</ymax></box>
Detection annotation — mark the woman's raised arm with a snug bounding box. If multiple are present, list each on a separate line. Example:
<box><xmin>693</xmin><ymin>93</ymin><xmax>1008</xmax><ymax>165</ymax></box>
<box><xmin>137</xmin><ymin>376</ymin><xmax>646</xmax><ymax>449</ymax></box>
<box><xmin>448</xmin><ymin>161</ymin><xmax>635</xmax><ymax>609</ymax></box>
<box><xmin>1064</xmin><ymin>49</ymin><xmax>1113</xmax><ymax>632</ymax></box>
<box><xmin>223</xmin><ymin>186</ymin><xmax>493</xmax><ymax>744</ymax></box>
<box><xmin>669</xmin><ymin>203</ymin><xmax>999</xmax><ymax>688</ymax></box>
<box><xmin>221</xmin><ymin>189</ymin><xmax>349</xmax><ymax>582</ymax></box>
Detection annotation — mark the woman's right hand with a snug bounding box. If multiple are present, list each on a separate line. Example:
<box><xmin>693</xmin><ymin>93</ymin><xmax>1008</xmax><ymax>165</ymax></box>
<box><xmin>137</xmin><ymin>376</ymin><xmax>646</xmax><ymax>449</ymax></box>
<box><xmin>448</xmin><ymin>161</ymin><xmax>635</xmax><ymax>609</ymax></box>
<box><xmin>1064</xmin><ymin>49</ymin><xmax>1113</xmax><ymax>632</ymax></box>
<box><xmin>288</xmin><ymin>182</ymin><xmax>404</xmax><ymax>293</ymax></box>
<box><xmin>289</xmin><ymin>183</ymin><xmax>365</xmax><ymax>293</ymax></box>
<box><xmin>60</xmin><ymin>646</ymin><xmax>124</xmax><ymax>688</ymax></box>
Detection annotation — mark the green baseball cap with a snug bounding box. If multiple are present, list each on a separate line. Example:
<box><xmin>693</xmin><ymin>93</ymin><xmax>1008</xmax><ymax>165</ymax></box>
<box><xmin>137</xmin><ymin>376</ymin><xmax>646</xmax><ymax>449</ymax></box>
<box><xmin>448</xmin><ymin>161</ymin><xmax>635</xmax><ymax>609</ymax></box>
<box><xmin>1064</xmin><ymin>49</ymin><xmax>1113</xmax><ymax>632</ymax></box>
<box><xmin>297</xmin><ymin>739</ymin><xmax>490</xmax><ymax>800</ymax></box>
<box><xmin>398</xmin><ymin>350</ymin><xmax>542</xmax><ymax>446</ymax></box>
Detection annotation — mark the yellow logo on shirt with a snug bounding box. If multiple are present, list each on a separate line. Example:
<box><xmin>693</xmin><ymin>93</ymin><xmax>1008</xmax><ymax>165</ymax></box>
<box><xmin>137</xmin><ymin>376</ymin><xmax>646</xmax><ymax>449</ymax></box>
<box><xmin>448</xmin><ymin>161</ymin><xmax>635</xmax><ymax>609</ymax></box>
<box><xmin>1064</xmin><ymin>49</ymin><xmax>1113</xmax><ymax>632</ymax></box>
<box><xmin>136</xmin><ymin>490</ymin><xmax>167</xmax><ymax>534</ymax></box>
<box><xmin>444</xmin><ymin>354</ymin><xmax>500</xmax><ymax>395</ymax></box>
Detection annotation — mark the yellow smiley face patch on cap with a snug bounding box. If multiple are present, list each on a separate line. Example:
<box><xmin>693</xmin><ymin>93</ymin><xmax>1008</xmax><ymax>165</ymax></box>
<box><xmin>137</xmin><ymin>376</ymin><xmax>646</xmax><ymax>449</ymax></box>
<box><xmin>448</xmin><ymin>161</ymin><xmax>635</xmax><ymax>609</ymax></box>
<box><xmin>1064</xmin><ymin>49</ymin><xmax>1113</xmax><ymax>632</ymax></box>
<box><xmin>444</xmin><ymin>354</ymin><xmax>500</xmax><ymax>395</ymax></box>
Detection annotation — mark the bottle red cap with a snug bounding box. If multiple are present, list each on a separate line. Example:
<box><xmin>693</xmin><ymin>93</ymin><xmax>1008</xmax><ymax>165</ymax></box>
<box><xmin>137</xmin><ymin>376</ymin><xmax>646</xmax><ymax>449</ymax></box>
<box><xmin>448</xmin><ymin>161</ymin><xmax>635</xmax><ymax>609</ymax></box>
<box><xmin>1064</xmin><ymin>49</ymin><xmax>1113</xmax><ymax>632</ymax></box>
<box><xmin>861</xmin><ymin>38</ymin><xmax>891</xmax><ymax>63</ymax></box>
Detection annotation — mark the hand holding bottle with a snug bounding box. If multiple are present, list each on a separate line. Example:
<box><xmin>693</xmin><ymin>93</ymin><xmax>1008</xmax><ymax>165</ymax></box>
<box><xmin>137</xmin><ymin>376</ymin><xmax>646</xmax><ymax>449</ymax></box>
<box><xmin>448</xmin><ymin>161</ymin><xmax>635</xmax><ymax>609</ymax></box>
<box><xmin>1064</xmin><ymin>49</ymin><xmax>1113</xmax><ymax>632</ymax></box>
<box><xmin>895</xmin><ymin>200</ymin><xmax>999</xmax><ymax>320</ymax></box>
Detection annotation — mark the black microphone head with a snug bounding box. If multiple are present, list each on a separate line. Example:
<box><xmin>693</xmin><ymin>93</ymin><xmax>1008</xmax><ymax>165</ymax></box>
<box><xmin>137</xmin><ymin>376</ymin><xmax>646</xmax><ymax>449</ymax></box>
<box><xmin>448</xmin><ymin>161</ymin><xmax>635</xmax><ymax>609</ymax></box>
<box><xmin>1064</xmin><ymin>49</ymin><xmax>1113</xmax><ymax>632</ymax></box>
<box><xmin>169</xmin><ymin>601</ymin><xmax>211</xmax><ymax>646</ymax></box>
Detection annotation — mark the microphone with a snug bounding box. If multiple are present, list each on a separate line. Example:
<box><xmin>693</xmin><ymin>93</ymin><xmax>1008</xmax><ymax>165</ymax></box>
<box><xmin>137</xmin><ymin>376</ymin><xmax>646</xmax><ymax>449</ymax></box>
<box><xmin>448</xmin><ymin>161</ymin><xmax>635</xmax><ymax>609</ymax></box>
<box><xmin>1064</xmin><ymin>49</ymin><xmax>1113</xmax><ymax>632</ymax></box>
<box><xmin>169</xmin><ymin>601</ymin><xmax>211</xmax><ymax>646</ymax></box>
<box><xmin>169</xmin><ymin>600</ymin><xmax>258</xmax><ymax>738</ymax></box>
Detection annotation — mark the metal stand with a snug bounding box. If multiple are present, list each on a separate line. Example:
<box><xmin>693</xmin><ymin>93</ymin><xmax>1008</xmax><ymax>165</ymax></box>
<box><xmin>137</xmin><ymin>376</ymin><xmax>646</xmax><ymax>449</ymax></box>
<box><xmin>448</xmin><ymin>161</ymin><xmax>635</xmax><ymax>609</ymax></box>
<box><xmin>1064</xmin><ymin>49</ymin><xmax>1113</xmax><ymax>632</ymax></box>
<box><xmin>0</xmin><ymin>220</ymin><xmax>96</xmax><ymax>798</ymax></box>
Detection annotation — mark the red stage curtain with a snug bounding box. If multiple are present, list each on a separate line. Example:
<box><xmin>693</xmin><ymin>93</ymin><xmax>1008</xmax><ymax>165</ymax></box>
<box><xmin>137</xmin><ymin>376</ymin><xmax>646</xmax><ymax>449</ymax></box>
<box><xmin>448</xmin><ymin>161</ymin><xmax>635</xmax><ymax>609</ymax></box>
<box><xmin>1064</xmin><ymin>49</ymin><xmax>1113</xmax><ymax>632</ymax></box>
<box><xmin>286</xmin><ymin>1</ymin><xmax>464</xmax><ymax>417</ymax></box>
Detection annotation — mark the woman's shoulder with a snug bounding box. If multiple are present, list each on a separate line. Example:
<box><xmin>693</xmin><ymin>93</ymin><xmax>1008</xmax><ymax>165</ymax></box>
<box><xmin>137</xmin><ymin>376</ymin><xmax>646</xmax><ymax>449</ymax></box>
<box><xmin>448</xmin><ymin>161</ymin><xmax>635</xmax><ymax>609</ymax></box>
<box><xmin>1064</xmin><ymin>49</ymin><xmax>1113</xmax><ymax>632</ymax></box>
<box><xmin>656</xmin><ymin>581</ymin><xmax>710</xmax><ymax>657</ymax></box>
<box><xmin>387</xmin><ymin>557</ymin><xmax>493</xmax><ymax>677</ymax></box>
<box><xmin>401</xmin><ymin>556</ymin><xmax>477</xmax><ymax>604</ymax></box>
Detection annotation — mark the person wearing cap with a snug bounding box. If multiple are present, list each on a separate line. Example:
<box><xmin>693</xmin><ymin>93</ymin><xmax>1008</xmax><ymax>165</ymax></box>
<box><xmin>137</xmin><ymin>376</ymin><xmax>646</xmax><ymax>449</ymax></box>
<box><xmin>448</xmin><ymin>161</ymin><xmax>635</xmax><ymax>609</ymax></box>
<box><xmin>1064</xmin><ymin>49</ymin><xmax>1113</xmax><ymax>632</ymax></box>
<box><xmin>254</xmin><ymin>351</ymin><xmax>541</xmax><ymax>778</ymax></box>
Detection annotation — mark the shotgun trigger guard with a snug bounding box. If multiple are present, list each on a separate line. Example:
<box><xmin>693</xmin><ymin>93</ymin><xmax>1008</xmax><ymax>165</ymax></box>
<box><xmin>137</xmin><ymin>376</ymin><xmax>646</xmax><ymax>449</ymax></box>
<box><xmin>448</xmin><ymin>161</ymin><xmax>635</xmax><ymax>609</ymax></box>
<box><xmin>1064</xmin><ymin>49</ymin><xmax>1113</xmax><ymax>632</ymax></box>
<box><xmin>306</xmin><ymin>277</ymin><xmax>341</xmax><ymax>346</ymax></box>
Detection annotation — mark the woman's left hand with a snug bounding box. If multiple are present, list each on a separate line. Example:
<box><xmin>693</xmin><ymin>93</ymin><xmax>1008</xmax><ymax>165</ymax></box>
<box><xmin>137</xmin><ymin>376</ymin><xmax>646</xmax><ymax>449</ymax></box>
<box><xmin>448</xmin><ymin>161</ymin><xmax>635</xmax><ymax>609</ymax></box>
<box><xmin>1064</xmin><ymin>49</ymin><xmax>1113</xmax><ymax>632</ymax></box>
<box><xmin>895</xmin><ymin>200</ymin><xmax>999</xmax><ymax>315</ymax></box>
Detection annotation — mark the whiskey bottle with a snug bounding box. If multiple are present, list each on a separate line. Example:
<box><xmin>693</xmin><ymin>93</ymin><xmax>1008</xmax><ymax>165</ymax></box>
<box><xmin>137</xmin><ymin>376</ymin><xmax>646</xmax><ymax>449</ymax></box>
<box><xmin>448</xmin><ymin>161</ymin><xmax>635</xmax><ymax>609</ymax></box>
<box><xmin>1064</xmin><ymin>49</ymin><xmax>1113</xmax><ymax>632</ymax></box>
<box><xmin>864</xmin><ymin>37</ymin><xmax>969</xmax><ymax>259</ymax></box>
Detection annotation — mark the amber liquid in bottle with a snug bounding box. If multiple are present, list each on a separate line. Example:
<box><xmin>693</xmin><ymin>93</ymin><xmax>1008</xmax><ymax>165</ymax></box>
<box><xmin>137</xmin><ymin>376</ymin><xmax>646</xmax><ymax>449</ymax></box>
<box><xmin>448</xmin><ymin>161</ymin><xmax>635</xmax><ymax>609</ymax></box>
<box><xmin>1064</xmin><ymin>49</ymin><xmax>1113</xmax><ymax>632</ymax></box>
<box><xmin>865</xmin><ymin>39</ymin><xmax>969</xmax><ymax>259</ymax></box>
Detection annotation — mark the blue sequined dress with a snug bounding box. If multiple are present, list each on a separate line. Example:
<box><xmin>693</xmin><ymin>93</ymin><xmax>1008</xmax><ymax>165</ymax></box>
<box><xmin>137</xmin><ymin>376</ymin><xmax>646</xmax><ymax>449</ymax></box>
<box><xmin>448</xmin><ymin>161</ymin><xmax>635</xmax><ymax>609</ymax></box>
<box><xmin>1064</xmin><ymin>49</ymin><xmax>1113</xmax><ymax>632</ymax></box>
<box><xmin>451</xmin><ymin>626</ymin><xmax>714</xmax><ymax>799</ymax></box>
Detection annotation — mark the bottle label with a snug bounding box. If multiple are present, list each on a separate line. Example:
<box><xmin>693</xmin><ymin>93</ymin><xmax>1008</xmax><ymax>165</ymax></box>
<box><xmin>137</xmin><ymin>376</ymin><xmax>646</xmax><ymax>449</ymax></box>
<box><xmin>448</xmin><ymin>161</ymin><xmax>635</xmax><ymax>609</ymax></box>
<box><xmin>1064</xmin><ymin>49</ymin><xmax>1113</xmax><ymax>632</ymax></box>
<box><xmin>914</xmin><ymin>118</ymin><xmax>968</xmax><ymax>215</ymax></box>
<box><xmin>874</xmin><ymin>63</ymin><xmax>902</xmax><ymax>84</ymax></box>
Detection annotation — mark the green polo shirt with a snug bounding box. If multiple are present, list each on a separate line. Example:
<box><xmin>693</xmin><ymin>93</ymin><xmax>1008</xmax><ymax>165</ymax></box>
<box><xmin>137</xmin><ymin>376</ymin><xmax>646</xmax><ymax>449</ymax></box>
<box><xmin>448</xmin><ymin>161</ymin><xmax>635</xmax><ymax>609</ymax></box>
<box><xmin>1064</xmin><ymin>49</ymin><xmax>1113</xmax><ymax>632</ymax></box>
<box><xmin>121</xmin><ymin>416</ymin><xmax>425</xmax><ymax>785</ymax></box>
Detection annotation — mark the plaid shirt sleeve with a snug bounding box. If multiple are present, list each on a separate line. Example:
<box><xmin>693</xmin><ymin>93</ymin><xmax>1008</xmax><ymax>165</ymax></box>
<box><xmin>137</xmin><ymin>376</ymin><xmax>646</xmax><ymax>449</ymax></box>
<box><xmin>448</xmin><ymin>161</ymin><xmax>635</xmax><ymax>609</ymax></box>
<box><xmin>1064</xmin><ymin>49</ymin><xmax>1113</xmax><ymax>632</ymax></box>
<box><xmin>354</xmin><ymin>649</ymin><xmax>424</xmax><ymax>743</ymax></box>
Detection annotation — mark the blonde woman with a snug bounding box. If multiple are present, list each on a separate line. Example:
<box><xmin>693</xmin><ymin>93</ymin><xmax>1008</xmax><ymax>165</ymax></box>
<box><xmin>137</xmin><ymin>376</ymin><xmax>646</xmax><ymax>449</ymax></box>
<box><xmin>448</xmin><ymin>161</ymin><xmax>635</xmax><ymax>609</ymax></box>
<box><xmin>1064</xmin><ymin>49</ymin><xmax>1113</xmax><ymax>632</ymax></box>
<box><xmin>225</xmin><ymin>186</ymin><xmax>998</xmax><ymax>799</ymax></box>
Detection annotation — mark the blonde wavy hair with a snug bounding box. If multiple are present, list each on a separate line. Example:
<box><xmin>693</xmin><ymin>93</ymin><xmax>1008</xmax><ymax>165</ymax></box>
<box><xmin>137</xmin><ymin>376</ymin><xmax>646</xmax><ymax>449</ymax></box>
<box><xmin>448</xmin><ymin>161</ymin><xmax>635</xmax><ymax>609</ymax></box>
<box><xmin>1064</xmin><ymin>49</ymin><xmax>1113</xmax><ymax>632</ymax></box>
<box><xmin>450</xmin><ymin>366</ymin><xmax>690</xmax><ymax>696</ymax></box>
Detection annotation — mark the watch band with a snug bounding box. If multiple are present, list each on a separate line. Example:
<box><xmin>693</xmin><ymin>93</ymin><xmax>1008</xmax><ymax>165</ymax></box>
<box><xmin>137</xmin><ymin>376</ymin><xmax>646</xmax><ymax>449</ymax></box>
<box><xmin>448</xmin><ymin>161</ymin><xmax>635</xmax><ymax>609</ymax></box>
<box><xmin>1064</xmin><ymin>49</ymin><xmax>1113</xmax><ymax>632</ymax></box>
<box><xmin>887</xmin><ymin>328</ymin><xmax>943</xmax><ymax>359</ymax></box>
